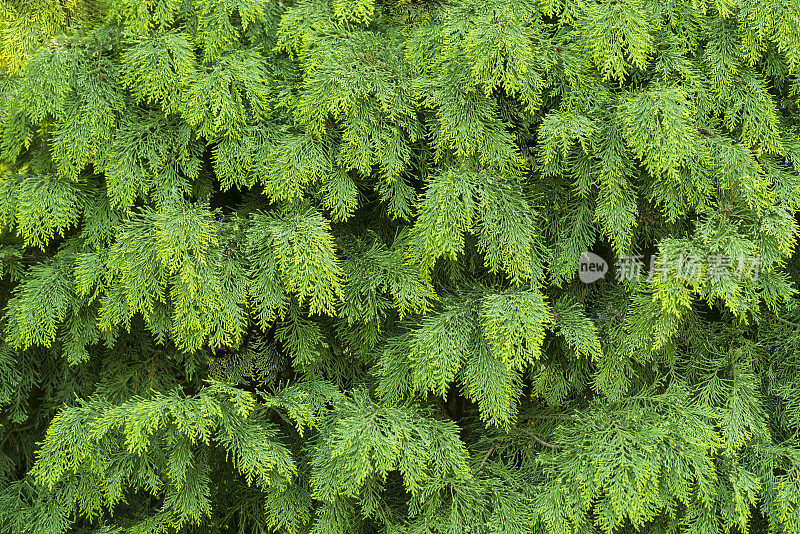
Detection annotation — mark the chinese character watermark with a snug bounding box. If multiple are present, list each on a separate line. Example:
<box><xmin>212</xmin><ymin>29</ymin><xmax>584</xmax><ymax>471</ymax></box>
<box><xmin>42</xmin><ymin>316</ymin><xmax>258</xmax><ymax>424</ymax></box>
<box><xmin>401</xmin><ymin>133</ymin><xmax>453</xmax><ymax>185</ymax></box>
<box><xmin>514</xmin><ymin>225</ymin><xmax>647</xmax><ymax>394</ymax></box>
<box><xmin>614</xmin><ymin>255</ymin><xmax>644</xmax><ymax>282</ymax></box>
<box><xmin>579</xmin><ymin>252</ymin><xmax>762</xmax><ymax>284</ymax></box>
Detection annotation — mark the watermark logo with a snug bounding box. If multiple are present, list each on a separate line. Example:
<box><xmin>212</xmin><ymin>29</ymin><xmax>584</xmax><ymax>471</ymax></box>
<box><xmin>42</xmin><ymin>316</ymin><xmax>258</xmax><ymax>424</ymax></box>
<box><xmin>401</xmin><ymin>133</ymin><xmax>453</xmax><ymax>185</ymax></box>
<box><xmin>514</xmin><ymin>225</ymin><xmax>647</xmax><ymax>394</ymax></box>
<box><xmin>578</xmin><ymin>251</ymin><xmax>608</xmax><ymax>283</ymax></box>
<box><xmin>578</xmin><ymin>252</ymin><xmax>761</xmax><ymax>284</ymax></box>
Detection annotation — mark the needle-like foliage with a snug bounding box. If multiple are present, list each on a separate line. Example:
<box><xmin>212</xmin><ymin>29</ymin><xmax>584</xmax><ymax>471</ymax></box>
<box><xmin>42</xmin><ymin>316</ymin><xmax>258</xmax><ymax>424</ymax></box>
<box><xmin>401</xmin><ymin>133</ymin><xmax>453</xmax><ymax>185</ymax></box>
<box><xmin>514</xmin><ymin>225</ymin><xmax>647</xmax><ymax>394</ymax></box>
<box><xmin>2</xmin><ymin>0</ymin><xmax>800</xmax><ymax>533</ymax></box>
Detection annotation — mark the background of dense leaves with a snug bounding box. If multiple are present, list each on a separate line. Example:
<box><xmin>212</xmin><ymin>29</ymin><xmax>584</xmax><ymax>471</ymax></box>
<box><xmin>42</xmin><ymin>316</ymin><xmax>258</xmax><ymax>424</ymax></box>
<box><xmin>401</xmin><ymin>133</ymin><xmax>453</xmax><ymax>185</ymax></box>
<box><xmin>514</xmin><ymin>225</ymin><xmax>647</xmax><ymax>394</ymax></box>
<box><xmin>2</xmin><ymin>0</ymin><xmax>800</xmax><ymax>532</ymax></box>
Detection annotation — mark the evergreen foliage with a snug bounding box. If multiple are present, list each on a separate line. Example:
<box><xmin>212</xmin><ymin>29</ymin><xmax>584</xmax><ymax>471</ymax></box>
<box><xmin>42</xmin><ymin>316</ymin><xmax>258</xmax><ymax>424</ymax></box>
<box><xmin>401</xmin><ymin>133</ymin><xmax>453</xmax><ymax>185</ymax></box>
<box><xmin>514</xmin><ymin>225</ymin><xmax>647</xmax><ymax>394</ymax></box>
<box><xmin>2</xmin><ymin>0</ymin><xmax>800</xmax><ymax>532</ymax></box>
